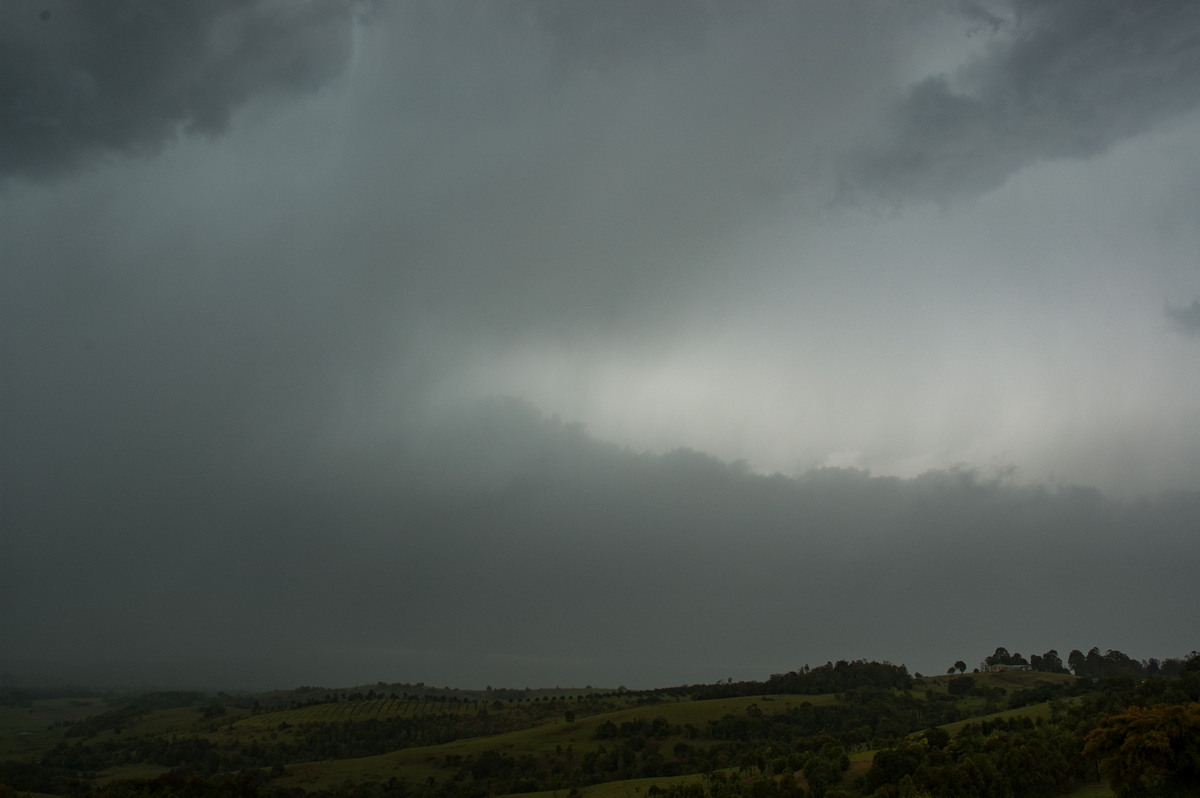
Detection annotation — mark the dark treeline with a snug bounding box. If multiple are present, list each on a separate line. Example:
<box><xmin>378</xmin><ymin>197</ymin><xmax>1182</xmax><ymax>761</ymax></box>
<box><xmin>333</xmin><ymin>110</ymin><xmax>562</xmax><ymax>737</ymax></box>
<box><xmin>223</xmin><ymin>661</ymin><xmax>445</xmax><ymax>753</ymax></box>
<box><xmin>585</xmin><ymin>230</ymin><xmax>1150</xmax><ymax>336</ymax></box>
<box><xmin>1066</xmin><ymin>647</ymin><xmax>1191</xmax><ymax>680</ymax></box>
<box><xmin>973</xmin><ymin>645</ymin><xmax>1193</xmax><ymax>679</ymax></box>
<box><xmin>689</xmin><ymin>661</ymin><xmax>913</xmax><ymax>700</ymax></box>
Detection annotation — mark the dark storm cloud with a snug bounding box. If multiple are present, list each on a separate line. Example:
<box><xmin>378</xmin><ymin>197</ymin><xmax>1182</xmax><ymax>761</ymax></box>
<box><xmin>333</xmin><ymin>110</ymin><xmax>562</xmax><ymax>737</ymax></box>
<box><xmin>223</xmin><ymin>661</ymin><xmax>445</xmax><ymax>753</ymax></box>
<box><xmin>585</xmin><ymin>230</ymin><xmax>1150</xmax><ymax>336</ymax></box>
<box><xmin>845</xmin><ymin>0</ymin><xmax>1200</xmax><ymax>203</ymax></box>
<box><xmin>3</xmin><ymin>399</ymin><xmax>1198</xmax><ymax>688</ymax></box>
<box><xmin>1166</xmin><ymin>298</ymin><xmax>1200</xmax><ymax>335</ymax></box>
<box><xmin>0</xmin><ymin>0</ymin><xmax>366</xmax><ymax>181</ymax></box>
<box><xmin>528</xmin><ymin>0</ymin><xmax>714</xmax><ymax>68</ymax></box>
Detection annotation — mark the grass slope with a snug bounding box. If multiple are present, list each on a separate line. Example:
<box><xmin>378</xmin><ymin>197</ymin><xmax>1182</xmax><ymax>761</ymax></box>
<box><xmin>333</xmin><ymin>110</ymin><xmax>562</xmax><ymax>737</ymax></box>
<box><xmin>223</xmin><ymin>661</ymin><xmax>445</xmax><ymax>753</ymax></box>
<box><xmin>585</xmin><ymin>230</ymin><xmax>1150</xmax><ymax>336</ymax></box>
<box><xmin>0</xmin><ymin>698</ymin><xmax>107</xmax><ymax>760</ymax></box>
<box><xmin>273</xmin><ymin>694</ymin><xmax>842</xmax><ymax>790</ymax></box>
<box><xmin>2</xmin><ymin>671</ymin><xmax>1107</xmax><ymax>798</ymax></box>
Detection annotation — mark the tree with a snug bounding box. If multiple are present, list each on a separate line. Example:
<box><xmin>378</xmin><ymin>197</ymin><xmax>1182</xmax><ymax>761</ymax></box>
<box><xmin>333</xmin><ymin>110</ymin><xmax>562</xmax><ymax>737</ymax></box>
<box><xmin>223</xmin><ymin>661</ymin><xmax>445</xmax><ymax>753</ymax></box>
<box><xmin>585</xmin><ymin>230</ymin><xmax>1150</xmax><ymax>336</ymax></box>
<box><xmin>1040</xmin><ymin>649</ymin><xmax>1065</xmax><ymax>673</ymax></box>
<box><xmin>1102</xmin><ymin>649</ymin><xmax>1144</xmax><ymax>679</ymax></box>
<box><xmin>1086</xmin><ymin>647</ymin><xmax>1104</xmax><ymax>678</ymax></box>
<box><xmin>802</xmin><ymin>754</ymin><xmax>844</xmax><ymax>798</ymax></box>
<box><xmin>863</xmin><ymin>745</ymin><xmax>924</xmax><ymax>794</ymax></box>
<box><xmin>1083</xmin><ymin>703</ymin><xmax>1200</xmax><ymax>797</ymax></box>
<box><xmin>922</xmin><ymin>727</ymin><xmax>950</xmax><ymax>750</ymax></box>
<box><xmin>986</xmin><ymin>647</ymin><xmax>1011</xmax><ymax>668</ymax></box>
<box><xmin>954</xmin><ymin>660</ymin><xmax>966</xmax><ymax>674</ymax></box>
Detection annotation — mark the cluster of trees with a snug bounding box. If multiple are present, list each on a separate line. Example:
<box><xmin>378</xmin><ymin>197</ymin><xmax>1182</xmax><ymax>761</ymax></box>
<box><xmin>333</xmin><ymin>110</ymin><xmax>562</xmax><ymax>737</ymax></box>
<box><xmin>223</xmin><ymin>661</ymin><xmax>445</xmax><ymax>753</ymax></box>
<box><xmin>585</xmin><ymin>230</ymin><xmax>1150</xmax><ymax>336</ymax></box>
<box><xmin>435</xmin><ymin>700</ymin><xmax>894</xmax><ymax>797</ymax></box>
<box><xmin>863</xmin><ymin>717</ymin><xmax>1089</xmax><ymax>798</ymax></box>
<box><xmin>1066</xmin><ymin>647</ymin><xmax>1193</xmax><ymax>680</ymax></box>
<box><xmin>1084</xmin><ymin>702</ymin><xmax>1200</xmax><ymax>797</ymax></box>
<box><xmin>958</xmin><ymin>645</ymin><xmax>1196</xmax><ymax>678</ymax></box>
<box><xmin>594</xmin><ymin>716</ymin><xmax>675</xmax><ymax>740</ymax></box>
<box><xmin>64</xmin><ymin>706</ymin><xmax>149</xmax><ymax>738</ymax></box>
<box><xmin>977</xmin><ymin>646</ymin><xmax>1068</xmax><ymax>673</ymax></box>
<box><xmin>692</xmin><ymin>661</ymin><xmax>912</xmax><ymax>700</ymax></box>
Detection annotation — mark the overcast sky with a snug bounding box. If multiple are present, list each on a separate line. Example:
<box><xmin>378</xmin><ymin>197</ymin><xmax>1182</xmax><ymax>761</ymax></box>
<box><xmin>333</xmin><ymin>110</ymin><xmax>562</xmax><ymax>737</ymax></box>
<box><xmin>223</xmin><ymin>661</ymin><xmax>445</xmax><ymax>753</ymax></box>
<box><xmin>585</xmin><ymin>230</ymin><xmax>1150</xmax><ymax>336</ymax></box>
<box><xmin>2</xmin><ymin>0</ymin><xmax>1199</xmax><ymax>690</ymax></box>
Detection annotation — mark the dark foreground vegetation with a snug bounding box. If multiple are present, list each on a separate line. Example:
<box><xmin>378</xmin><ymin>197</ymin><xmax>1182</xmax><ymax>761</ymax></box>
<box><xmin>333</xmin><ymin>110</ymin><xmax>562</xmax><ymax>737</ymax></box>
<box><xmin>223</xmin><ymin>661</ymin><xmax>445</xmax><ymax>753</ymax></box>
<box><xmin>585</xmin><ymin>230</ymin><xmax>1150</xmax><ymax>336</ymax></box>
<box><xmin>2</xmin><ymin>647</ymin><xmax>1197</xmax><ymax>798</ymax></box>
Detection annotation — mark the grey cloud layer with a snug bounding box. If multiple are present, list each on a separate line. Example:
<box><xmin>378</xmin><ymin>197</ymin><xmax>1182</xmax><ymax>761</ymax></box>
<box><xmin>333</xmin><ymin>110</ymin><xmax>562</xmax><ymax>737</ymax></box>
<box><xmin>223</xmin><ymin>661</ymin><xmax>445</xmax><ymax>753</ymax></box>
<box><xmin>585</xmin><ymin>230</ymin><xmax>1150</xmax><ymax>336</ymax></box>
<box><xmin>4</xmin><ymin>399</ymin><xmax>1197</xmax><ymax>688</ymax></box>
<box><xmin>846</xmin><ymin>0</ymin><xmax>1200</xmax><ymax>203</ymax></box>
<box><xmin>0</xmin><ymin>0</ymin><xmax>365</xmax><ymax>181</ymax></box>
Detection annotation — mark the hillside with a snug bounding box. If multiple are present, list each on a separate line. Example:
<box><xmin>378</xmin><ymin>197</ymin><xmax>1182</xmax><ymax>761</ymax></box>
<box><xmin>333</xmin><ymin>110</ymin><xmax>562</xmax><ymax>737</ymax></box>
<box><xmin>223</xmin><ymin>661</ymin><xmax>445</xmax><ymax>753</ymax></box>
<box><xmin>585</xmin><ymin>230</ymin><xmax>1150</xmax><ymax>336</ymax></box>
<box><xmin>2</xmin><ymin>657</ymin><xmax>1197</xmax><ymax>798</ymax></box>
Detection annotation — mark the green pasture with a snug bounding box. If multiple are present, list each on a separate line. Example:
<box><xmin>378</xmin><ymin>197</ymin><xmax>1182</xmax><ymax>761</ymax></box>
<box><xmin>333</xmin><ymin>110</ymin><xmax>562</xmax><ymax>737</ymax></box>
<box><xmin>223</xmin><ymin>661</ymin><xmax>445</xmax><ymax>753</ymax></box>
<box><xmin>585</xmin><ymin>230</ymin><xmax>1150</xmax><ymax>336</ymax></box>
<box><xmin>0</xmin><ymin>697</ymin><xmax>106</xmax><ymax>760</ymax></box>
<box><xmin>915</xmin><ymin>670</ymin><xmax>1076</xmax><ymax>719</ymax></box>
<box><xmin>933</xmin><ymin>696</ymin><xmax>1081</xmax><ymax>738</ymax></box>
<box><xmin>273</xmin><ymin>694</ymin><xmax>845</xmax><ymax>790</ymax></box>
<box><xmin>116</xmin><ymin>705</ymin><xmax>250</xmax><ymax>737</ymax></box>
<box><xmin>921</xmin><ymin>669</ymin><xmax>1074</xmax><ymax>694</ymax></box>
<box><xmin>3</xmin><ymin>676</ymin><xmax>1107</xmax><ymax>797</ymax></box>
<box><xmin>0</xmin><ymin>698</ymin><xmax>264</xmax><ymax>763</ymax></box>
<box><xmin>67</xmin><ymin>705</ymin><xmax>257</xmax><ymax>753</ymax></box>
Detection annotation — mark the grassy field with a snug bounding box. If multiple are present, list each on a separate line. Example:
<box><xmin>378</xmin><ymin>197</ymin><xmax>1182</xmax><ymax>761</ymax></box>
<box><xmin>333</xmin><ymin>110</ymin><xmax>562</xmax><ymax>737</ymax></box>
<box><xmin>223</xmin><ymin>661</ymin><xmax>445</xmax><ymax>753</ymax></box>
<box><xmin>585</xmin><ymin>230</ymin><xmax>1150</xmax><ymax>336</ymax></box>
<box><xmin>934</xmin><ymin>696</ymin><xmax>1056</xmax><ymax>735</ymax></box>
<box><xmin>917</xmin><ymin>669</ymin><xmax>1075</xmax><ymax>698</ymax></box>
<box><xmin>271</xmin><ymin>693</ymin><xmax>845</xmax><ymax>790</ymax></box>
<box><xmin>1</xmin><ymin>671</ymin><xmax>1117</xmax><ymax>798</ymax></box>
<box><xmin>2</xmin><ymin>678</ymin><xmax>1068</xmax><ymax>792</ymax></box>
<box><xmin>0</xmin><ymin>697</ymin><xmax>107</xmax><ymax>760</ymax></box>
